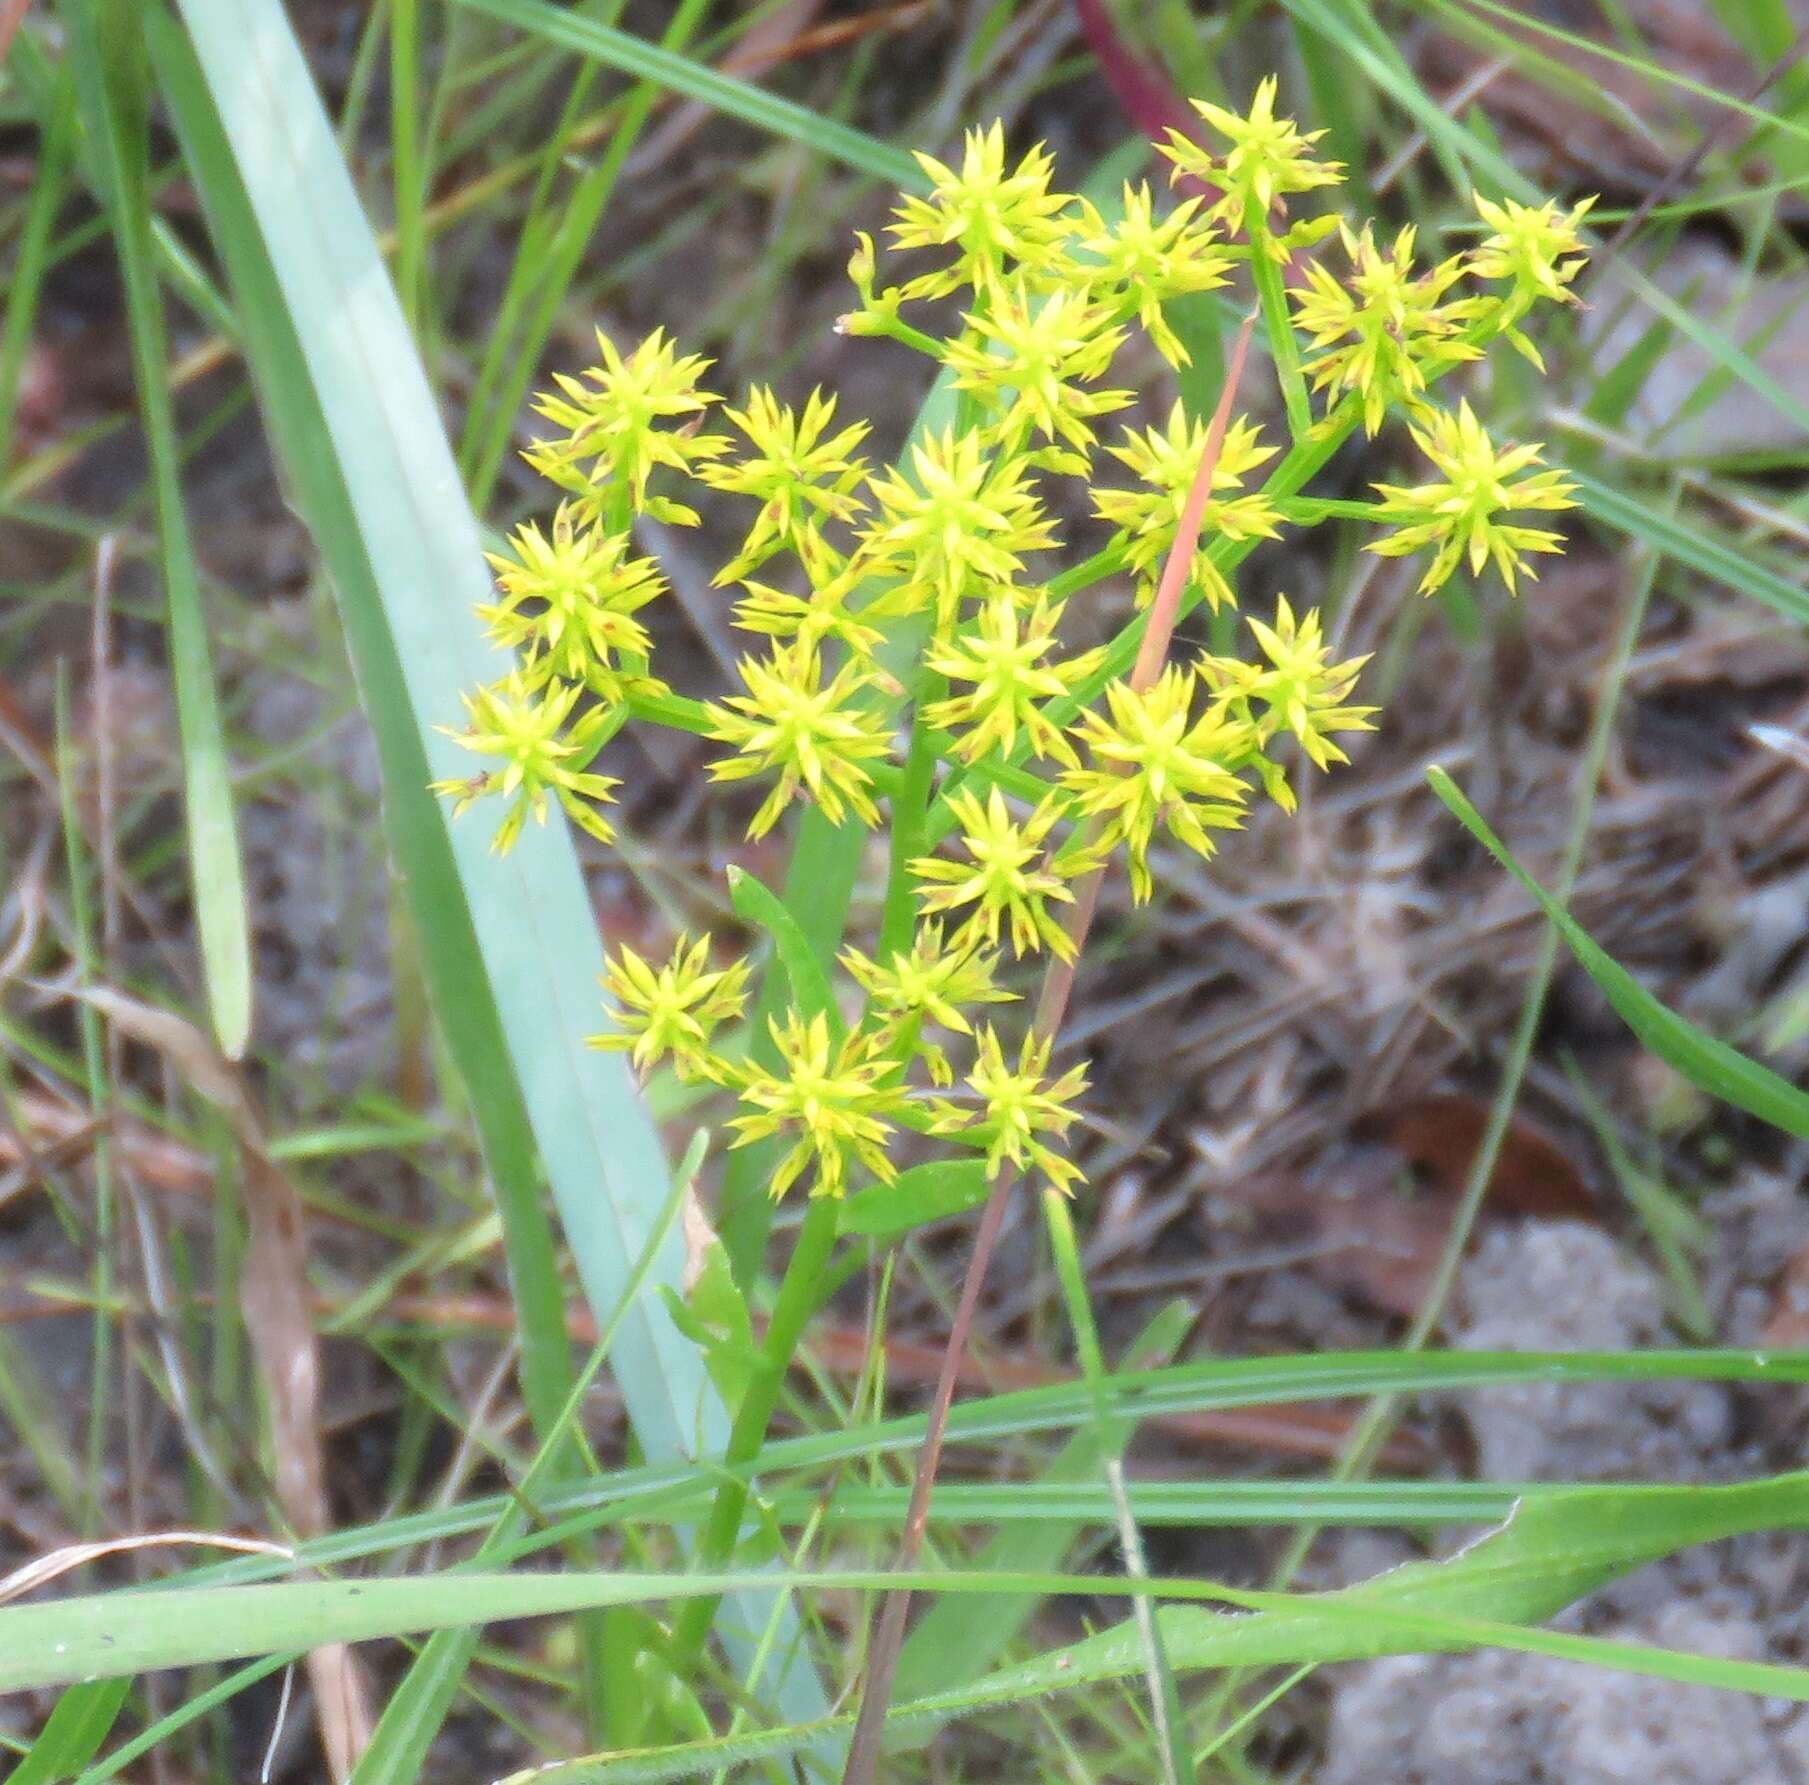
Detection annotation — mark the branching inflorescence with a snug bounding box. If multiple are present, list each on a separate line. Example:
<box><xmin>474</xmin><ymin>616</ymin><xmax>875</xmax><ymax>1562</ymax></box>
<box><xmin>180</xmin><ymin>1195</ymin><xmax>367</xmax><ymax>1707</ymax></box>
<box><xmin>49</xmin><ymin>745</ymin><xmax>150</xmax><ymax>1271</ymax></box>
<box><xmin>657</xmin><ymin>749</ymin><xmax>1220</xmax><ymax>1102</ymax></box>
<box><xmin>437</xmin><ymin>78</ymin><xmax>1593</xmax><ymax>1212</ymax></box>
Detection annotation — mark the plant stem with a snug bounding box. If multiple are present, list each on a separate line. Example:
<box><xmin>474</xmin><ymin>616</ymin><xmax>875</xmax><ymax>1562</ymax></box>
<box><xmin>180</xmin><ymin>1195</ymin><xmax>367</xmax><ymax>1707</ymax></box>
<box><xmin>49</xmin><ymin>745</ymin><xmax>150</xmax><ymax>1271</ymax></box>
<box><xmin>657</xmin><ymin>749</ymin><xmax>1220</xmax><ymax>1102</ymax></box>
<box><xmin>837</xmin><ymin>312</ymin><xmax>1258</xmax><ymax>1785</ymax></box>
<box><xmin>670</xmin><ymin>1194</ymin><xmax>841</xmax><ymax>1664</ymax></box>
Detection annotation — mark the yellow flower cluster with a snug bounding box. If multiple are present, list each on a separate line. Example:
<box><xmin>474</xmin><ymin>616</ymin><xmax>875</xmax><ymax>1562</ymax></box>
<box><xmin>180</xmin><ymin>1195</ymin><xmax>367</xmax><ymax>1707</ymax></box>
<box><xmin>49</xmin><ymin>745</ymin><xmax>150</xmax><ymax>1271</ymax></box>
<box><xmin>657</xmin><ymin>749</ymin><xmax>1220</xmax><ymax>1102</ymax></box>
<box><xmin>438</xmin><ymin>83</ymin><xmax>1595</xmax><ymax>1205</ymax></box>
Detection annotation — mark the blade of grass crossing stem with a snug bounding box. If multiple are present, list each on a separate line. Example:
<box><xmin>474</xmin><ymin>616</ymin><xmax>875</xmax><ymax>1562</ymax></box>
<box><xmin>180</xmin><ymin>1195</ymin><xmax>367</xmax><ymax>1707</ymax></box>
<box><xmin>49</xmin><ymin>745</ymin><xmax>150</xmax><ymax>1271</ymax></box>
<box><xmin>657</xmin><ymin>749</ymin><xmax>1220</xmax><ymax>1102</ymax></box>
<box><xmin>153</xmin><ymin>0</ymin><xmax>831</xmax><ymax>1737</ymax></box>
<box><xmin>62</xmin><ymin>0</ymin><xmax>252</xmax><ymax>1057</ymax></box>
<box><xmin>893</xmin><ymin>1300</ymin><xmax>1192</xmax><ymax>1714</ymax></box>
<box><xmin>1430</xmin><ymin>766</ymin><xmax>1809</xmax><ymax>1138</ymax></box>
<box><xmin>64</xmin><ymin>1348</ymin><xmax>1809</xmax><ymax>1594</ymax></box>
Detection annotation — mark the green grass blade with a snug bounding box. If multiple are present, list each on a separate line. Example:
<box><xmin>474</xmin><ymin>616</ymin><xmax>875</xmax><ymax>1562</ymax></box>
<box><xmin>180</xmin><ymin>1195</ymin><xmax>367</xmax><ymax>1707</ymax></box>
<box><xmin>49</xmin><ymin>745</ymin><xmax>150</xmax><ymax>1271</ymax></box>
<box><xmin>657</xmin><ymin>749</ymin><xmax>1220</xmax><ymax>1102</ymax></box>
<box><xmin>11</xmin><ymin>1466</ymin><xmax>1809</xmax><ymax>1692</ymax></box>
<box><xmin>1566</xmin><ymin>468</ymin><xmax>1809</xmax><ymax>625</ymax></box>
<box><xmin>1429</xmin><ymin>766</ymin><xmax>1809</xmax><ymax>1137</ymax></box>
<box><xmin>152</xmin><ymin>0</ymin><xmax>828</xmax><ymax>1731</ymax></box>
<box><xmin>62</xmin><ymin>0</ymin><xmax>252</xmax><ymax>1056</ymax></box>
<box><xmin>447</xmin><ymin>0</ymin><xmax>924</xmax><ymax>188</ymax></box>
<box><xmin>7</xmin><ymin>1680</ymin><xmax>130</xmax><ymax>1785</ymax></box>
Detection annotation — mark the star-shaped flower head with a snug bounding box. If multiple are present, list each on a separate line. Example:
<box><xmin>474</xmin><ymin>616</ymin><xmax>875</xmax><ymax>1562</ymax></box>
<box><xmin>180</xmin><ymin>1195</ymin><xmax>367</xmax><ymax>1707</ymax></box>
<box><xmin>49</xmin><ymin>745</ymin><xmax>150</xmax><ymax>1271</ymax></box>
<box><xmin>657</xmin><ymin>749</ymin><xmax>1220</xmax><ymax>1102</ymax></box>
<box><xmin>1233</xmin><ymin>597</ymin><xmax>1376</xmax><ymax>784</ymax></box>
<box><xmin>1093</xmin><ymin>405</ymin><xmax>1281</xmax><ymax>611</ymax></box>
<box><xmin>1074</xmin><ymin>184</ymin><xmax>1235</xmax><ymax>367</ymax></box>
<box><xmin>935</xmin><ymin>1027</ymin><xmax>1089</xmax><ymax>1197</ymax></box>
<box><xmin>911</xmin><ymin>786</ymin><xmax>1082</xmax><ymax>961</ymax></box>
<box><xmin>728</xmin><ymin>1014</ymin><xmax>904</xmax><ymax>1199</ymax></box>
<box><xmin>1159</xmin><ymin>76</ymin><xmax>1344</xmax><ymax>230</ymax></box>
<box><xmin>924</xmin><ymin>597</ymin><xmax>1104</xmax><ymax>768</ymax></box>
<box><xmin>888</xmin><ymin>123</ymin><xmax>1075</xmax><ymax>300</ymax></box>
<box><xmin>704</xmin><ymin>643</ymin><xmax>893</xmax><ymax>837</ymax></box>
<box><xmin>730</xmin><ymin>555</ymin><xmax>885</xmax><ymax>665</ymax></box>
<box><xmin>479</xmin><ymin>503</ymin><xmax>667</xmax><ymax>698</ymax></box>
<box><xmin>1366</xmin><ymin>401</ymin><xmax>1579</xmax><ymax>596</ymax></box>
<box><xmin>592</xmin><ymin>933</ymin><xmax>750</xmax><ymax>1081</ymax></box>
<box><xmin>1468</xmin><ymin>192</ymin><xmax>1595</xmax><ymax>360</ymax></box>
<box><xmin>842</xmin><ymin>920</ymin><xmax>1014</xmax><ymax>1084</ymax></box>
<box><xmin>1289</xmin><ymin>223</ymin><xmax>1477</xmax><ymax>436</ymax></box>
<box><xmin>701</xmin><ymin>386</ymin><xmax>870</xmax><ymax>582</ymax></box>
<box><xmin>525</xmin><ymin>327</ymin><xmax>727</xmax><ymax>522</ymax></box>
<box><xmin>864</xmin><ymin>428</ymin><xmax>1057</xmax><ymax>630</ymax></box>
<box><xmin>433</xmin><ymin>673</ymin><xmax>619</xmax><ymax>854</ymax></box>
<box><xmin>1061</xmin><ymin>665</ymin><xmax>1249</xmax><ymax>901</ymax></box>
<box><xmin>941</xmin><ymin>282</ymin><xmax>1133</xmax><ymax>469</ymax></box>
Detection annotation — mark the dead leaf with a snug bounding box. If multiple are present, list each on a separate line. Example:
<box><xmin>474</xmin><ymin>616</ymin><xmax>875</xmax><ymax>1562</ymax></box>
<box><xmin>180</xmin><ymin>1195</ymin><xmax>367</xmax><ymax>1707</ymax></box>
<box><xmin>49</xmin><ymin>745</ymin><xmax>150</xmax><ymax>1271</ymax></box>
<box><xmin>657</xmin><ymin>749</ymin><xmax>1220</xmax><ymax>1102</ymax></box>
<box><xmin>0</xmin><ymin>1530</ymin><xmax>291</xmax><ymax>1608</ymax></box>
<box><xmin>1380</xmin><ymin>1093</ymin><xmax>1596</xmax><ymax>1220</ymax></box>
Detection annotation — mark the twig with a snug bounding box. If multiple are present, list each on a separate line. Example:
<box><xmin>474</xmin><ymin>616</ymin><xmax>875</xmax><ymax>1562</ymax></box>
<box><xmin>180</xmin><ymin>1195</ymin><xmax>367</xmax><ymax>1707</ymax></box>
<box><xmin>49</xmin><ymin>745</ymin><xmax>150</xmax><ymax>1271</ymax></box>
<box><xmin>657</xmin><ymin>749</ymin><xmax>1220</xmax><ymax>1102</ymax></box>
<box><xmin>838</xmin><ymin>312</ymin><xmax>1258</xmax><ymax>1785</ymax></box>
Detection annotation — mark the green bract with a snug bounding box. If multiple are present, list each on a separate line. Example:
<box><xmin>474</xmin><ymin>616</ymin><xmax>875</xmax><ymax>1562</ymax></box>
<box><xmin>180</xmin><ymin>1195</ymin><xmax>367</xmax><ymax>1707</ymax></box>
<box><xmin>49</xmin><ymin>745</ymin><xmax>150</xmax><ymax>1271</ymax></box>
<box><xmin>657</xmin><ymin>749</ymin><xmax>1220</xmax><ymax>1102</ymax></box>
<box><xmin>440</xmin><ymin>84</ymin><xmax>1593</xmax><ymax>1203</ymax></box>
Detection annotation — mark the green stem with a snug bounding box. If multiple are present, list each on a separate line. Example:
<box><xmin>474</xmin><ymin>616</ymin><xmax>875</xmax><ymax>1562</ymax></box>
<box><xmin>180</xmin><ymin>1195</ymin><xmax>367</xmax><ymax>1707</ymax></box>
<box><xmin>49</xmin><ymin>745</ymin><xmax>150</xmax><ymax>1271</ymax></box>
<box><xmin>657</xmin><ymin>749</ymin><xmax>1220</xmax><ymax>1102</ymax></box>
<box><xmin>670</xmin><ymin>1196</ymin><xmax>840</xmax><ymax>1663</ymax></box>
<box><xmin>1246</xmin><ymin>198</ymin><xmax>1313</xmax><ymax>441</ymax></box>
<box><xmin>876</xmin><ymin>668</ymin><xmax>945</xmax><ymax>961</ymax></box>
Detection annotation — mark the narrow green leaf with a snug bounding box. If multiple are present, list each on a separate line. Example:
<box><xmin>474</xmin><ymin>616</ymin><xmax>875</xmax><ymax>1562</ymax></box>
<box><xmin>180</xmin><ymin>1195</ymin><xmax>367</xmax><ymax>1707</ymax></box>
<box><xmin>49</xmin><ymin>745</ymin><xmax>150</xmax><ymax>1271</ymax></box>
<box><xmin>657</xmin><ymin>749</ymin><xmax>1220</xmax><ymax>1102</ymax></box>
<box><xmin>726</xmin><ymin>864</ymin><xmax>842</xmax><ymax>1035</ymax></box>
<box><xmin>7</xmin><ymin>1679</ymin><xmax>129</xmax><ymax>1785</ymax></box>
<box><xmin>64</xmin><ymin>0</ymin><xmax>252</xmax><ymax>1055</ymax></box>
<box><xmin>1430</xmin><ymin>765</ymin><xmax>1809</xmax><ymax>1137</ymax></box>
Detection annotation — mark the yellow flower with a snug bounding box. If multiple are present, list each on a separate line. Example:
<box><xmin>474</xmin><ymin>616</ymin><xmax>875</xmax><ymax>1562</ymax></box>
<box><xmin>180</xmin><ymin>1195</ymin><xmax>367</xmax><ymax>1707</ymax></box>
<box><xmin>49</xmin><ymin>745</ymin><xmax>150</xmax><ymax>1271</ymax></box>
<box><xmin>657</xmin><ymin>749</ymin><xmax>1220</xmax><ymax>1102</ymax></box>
<box><xmin>865</xmin><ymin>429</ymin><xmax>1057</xmax><ymax>629</ymax></box>
<box><xmin>888</xmin><ymin>123</ymin><xmax>1074</xmax><ymax>299</ymax></box>
<box><xmin>910</xmin><ymin>786</ymin><xmax>1080</xmax><ymax>960</ymax></box>
<box><xmin>592</xmin><ymin>933</ymin><xmax>749</xmax><ymax>1080</ymax></box>
<box><xmin>702</xmin><ymin>385</ymin><xmax>870</xmax><ymax>581</ymax></box>
<box><xmin>728</xmin><ymin>1014</ymin><xmax>904</xmax><ymax>1199</ymax></box>
<box><xmin>479</xmin><ymin>503</ymin><xmax>666</xmax><ymax>697</ymax></box>
<box><xmin>1094</xmin><ymin>405</ymin><xmax>1281</xmax><ymax>610</ymax></box>
<box><xmin>1236</xmin><ymin>597</ymin><xmax>1376</xmax><ymax>777</ymax></box>
<box><xmin>1061</xmin><ymin>665</ymin><xmax>1248</xmax><ymax>901</ymax></box>
<box><xmin>1367</xmin><ymin>401</ymin><xmax>1578</xmax><ymax>596</ymax></box>
<box><xmin>924</xmin><ymin>597</ymin><xmax>1102</xmax><ymax>767</ymax></box>
<box><xmin>842</xmin><ymin>921</ymin><xmax>1013</xmax><ymax>1084</ymax></box>
<box><xmin>1074</xmin><ymin>183</ymin><xmax>1234</xmax><ymax>367</ymax></box>
<box><xmin>941</xmin><ymin>282</ymin><xmax>1132</xmax><ymax>465</ymax></box>
<box><xmin>1470</xmin><ymin>192</ymin><xmax>1594</xmax><ymax>317</ymax></box>
<box><xmin>525</xmin><ymin>327</ymin><xmax>727</xmax><ymax>520</ymax></box>
<box><xmin>433</xmin><ymin>673</ymin><xmax>619</xmax><ymax>854</ymax></box>
<box><xmin>704</xmin><ymin>644</ymin><xmax>893</xmax><ymax>837</ymax></box>
<box><xmin>1289</xmin><ymin>223</ymin><xmax>1476</xmax><ymax>436</ymax></box>
<box><xmin>1159</xmin><ymin>76</ymin><xmax>1343</xmax><ymax>228</ymax></box>
<box><xmin>934</xmin><ymin>1027</ymin><xmax>1089</xmax><ymax>1197</ymax></box>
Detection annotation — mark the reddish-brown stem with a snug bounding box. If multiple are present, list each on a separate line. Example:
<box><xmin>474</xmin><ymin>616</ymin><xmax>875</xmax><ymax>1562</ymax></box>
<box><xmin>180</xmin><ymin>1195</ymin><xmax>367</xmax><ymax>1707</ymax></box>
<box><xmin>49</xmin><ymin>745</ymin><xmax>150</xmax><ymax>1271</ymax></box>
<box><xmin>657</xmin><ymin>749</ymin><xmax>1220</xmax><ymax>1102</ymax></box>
<box><xmin>839</xmin><ymin>312</ymin><xmax>1258</xmax><ymax>1784</ymax></box>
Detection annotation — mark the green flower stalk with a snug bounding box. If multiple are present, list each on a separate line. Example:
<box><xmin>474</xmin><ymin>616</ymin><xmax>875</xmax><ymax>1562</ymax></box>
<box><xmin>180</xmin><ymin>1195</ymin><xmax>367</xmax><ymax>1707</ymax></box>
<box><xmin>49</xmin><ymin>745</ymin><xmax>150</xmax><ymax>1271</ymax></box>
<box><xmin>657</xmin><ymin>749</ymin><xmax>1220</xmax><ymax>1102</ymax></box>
<box><xmin>438</xmin><ymin>79</ymin><xmax>1595</xmax><ymax>1206</ymax></box>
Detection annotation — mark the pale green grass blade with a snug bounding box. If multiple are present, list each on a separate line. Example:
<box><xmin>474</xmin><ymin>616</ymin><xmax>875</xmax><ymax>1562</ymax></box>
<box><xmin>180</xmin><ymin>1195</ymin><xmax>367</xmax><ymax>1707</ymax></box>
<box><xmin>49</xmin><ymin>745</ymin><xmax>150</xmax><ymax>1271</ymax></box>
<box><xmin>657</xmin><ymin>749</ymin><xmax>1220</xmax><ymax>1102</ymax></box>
<box><xmin>1430</xmin><ymin>767</ymin><xmax>1809</xmax><ymax>1137</ymax></box>
<box><xmin>134</xmin><ymin>1347</ymin><xmax>1809</xmax><ymax>1595</ymax></box>
<box><xmin>148</xmin><ymin>5</ymin><xmax>576</xmax><ymax>1455</ymax></box>
<box><xmin>154</xmin><ymin>0</ymin><xmax>828</xmax><ymax>1729</ymax></box>
<box><xmin>11</xmin><ymin>1465</ymin><xmax>1809</xmax><ymax>1691</ymax></box>
<box><xmin>63</xmin><ymin>0</ymin><xmax>252</xmax><ymax>1056</ymax></box>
